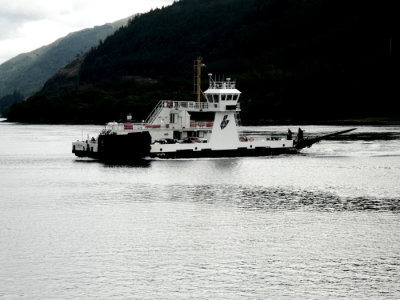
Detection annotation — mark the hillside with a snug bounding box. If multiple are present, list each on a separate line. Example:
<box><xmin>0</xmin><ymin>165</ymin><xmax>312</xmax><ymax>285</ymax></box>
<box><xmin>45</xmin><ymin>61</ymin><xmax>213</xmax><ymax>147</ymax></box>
<box><xmin>0</xmin><ymin>18</ymin><xmax>128</xmax><ymax>102</ymax></box>
<box><xmin>7</xmin><ymin>0</ymin><xmax>398</xmax><ymax>124</ymax></box>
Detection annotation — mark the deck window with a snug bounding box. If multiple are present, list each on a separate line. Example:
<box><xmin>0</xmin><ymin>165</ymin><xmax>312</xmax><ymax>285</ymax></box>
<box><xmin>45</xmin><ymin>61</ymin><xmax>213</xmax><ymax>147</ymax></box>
<box><xmin>170</xmin><ymin>113</ymin><xmax>176</xmax><ymax>124</ymax></box>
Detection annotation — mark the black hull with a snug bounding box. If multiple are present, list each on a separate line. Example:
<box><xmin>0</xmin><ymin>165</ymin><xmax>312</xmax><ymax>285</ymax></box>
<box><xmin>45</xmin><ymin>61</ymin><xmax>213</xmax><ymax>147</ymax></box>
<box><xmin>74</xmin><ymin>145</ymin><xmax>298</xmax><ymax>160</ymax></box>
<box><xmin>73</xmin><ymin>132</ymin><xmax>151</xmax><ymax>161</ymax></box>
<box><xmin>151</xmin><ymin>147</ymin><xmax>298</xmax><ymax>159</ymax></box>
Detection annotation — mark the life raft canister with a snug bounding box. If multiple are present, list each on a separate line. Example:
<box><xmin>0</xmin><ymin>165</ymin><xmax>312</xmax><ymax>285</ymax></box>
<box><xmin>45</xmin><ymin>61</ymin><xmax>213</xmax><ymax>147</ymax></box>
<box><xmin>124</xmin><ymin>122</ymin><xmax>133</xmax><ymax>130</ymax></box>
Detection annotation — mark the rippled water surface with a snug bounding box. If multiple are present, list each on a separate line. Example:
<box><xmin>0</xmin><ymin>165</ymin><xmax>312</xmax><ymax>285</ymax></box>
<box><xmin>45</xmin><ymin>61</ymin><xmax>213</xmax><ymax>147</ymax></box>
<box><xmin>1</xmin><ymin>121</ymin><xmax>400</xmax><ymax>299</ymax></box>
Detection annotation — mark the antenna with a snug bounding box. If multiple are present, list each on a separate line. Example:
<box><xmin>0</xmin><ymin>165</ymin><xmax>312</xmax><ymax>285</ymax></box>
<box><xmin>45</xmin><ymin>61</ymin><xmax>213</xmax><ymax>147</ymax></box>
<box><xmin>208</xmin><ymin>73</ymin><xmax>213</xmax><ymax>87</ymax></box>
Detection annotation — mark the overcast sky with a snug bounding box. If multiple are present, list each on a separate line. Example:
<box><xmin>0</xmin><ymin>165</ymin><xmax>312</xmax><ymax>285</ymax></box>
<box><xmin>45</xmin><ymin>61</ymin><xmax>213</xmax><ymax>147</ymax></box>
<box><xmin>0</xmin><ymin>0</ymin><xmax>174</xmax><ymax>64</ymax></box>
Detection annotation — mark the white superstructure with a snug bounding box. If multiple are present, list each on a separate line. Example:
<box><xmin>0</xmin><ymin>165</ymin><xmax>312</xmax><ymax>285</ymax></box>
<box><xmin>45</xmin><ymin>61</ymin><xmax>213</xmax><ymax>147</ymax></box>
<box><xmin>73</xmin><ymin>74</ymin><xmax>296</xmax><ymax>159</ymax></box>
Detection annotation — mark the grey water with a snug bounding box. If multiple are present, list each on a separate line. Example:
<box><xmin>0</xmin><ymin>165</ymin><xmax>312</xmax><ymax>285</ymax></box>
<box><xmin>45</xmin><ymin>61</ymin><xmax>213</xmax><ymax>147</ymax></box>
<box><xmin>1</xmin><ymin>120</ymin><xmax>399</xmax><ymax>299</ymax></box>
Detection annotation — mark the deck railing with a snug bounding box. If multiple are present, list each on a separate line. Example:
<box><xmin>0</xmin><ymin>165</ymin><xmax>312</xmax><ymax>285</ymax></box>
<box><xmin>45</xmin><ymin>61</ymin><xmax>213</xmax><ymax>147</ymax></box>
<box><xmin>161</xmin><ymin>100</ymin><xmax>209</xmax><ymax>110</ymax></box>
<box><xmin>144</xmin><ymin>100</ymin><xmax>210</xmax><ymax>125</ymax></box>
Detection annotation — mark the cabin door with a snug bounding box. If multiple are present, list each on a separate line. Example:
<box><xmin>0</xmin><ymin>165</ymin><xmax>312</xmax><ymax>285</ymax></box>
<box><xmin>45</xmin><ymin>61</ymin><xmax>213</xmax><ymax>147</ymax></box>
<box><xmin>173</xmin><ymin>131</ymin><xmax>181</xmax><ymax>140</ymax></box>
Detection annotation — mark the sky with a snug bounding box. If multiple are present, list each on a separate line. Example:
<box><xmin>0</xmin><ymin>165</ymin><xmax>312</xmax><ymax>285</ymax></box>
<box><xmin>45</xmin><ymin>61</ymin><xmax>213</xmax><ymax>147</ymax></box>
<box><xmin>0</xmin><ymin>0</ymin><xmax>174</xmax><ymax>64</ymax></box>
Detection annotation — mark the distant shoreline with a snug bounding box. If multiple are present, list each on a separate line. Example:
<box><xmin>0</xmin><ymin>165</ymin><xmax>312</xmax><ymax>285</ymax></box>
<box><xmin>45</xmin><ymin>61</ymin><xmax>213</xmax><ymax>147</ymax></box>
<box><xmin>247</xmin><ymin>117</ymin><xmax>400</xmax><ymax>126</ymax></box>
<box><xmin>2</xmin><ymin>117</ymin><xmax>400</xmax><ymax>126</ymax></box>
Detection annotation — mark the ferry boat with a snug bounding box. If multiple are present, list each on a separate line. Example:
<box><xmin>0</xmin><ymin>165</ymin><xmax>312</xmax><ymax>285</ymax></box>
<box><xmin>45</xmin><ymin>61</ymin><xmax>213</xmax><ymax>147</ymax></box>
<box><xmin>72</xmin><ymin>59</ymin><xmax>355</xmax><ymax>161</ymax></box>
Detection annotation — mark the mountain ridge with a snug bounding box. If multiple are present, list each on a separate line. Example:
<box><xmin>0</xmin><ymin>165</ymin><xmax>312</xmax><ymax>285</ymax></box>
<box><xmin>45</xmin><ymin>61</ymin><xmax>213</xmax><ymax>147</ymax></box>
<box><xmin>0</xmin><ymin>17</ymin><xmax>129</xmax><ymax>102</ymax></box>
<box><xmin>6</xmin><ymin>0</ymin><xmax>398</xmax><ymax>124</ymax></box>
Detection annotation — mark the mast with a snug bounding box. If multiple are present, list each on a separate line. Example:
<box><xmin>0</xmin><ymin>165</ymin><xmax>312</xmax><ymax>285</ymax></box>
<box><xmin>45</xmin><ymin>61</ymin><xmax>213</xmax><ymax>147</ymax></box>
<box><xmin>193</xmin><ymin>57</ymin><xmax>203</xmax><ymax>103</ymax></box>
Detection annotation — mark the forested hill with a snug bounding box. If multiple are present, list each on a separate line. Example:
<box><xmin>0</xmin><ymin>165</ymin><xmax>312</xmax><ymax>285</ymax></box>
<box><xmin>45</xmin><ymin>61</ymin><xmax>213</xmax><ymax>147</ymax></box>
<box><xmin>7</xmin><ymin>0</ymin><xmax>398</xmax><ymax>124</ymax></box>
<box><xmin>0</xmin><ymin>18</ymin><xmax>128</xmax><ymax>104</ymax></box>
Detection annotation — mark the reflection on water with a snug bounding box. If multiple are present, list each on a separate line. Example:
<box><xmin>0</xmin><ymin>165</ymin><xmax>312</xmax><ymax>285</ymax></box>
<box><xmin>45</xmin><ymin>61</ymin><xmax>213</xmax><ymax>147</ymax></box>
<box><xmin>234</xmin><ymin>186</ymin><xmax>400</xmax><ymax>212</ymax></box>
<box><xmin>75</xmin><ymin>182</ymin><xmax>399</xmax><ymax>212</ymax></box>
<box><xmin>1</xmin><ymin>122</ymin><xmax>400</xmax><ymax>299</ymax></box>
<box><xmin>76</xmin><ymin>159</ymin><xmax>152</xmax><ymax>168</ymax></box>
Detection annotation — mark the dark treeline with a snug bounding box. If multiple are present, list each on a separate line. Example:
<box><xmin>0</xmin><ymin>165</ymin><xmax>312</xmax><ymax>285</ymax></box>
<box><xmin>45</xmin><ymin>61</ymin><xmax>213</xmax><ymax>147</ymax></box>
<box><xmin>0</xmin><ymin>91</ymin><xmax>24</xmax><ymax>117</ymax></box>
<box><xmin>7</xmin><ymin>0</ymin><xmax>398</xmax><ymax>124</ymax></box>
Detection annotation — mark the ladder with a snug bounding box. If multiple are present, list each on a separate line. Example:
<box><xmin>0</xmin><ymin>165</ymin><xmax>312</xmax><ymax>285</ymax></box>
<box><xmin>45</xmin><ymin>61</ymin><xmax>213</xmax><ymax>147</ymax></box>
<box><xmin>234</xmin><ymin>111</ymin><xmax>242</xmax><ymax>127</ymax></box>
<box><xmin>144</xmin><ymin>101</ymin><xmax>164</xmax><ymax>124</ymax></box>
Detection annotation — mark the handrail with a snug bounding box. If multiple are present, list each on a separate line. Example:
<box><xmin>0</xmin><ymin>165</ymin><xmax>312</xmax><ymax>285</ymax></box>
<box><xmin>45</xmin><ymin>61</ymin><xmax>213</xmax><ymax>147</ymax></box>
<box><xmin>144</xmin><ymin>100</ymin><xmax>164</xmax><ymax>124</ymax></box>
<box><xmin>145</xmin><ymin>99</ymin><xmax>236</xmax><ymax>125</ymax></box>
<box><xmin>164</xmin><ymin>100</ymin><xmax>209</xmax><ymax>110</ymax></box>
<box><xmin>145</xmin><ymin>100</ymin><xmax>210</xmax><ymax>125</ymax></box>
<box><xmin>209</xmin><ymin>81</ymin><xmax>236</xmax><ymax>89</ymax></box>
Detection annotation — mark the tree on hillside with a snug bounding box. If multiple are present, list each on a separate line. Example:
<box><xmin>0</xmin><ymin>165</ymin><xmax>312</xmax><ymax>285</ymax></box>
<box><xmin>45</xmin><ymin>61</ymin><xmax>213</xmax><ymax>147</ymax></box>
<box><xmin>0</xmin><ymin>90</ymin><xmax>24</xmax><ymax>116</ymax></box>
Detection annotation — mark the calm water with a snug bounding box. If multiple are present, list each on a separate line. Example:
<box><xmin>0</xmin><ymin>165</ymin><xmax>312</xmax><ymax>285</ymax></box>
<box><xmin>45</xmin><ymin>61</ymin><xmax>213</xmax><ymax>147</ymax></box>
<box><xmin>1</xmin><ymin>120</ymin><xmax>399</xmax><ymax>299</ymax></box>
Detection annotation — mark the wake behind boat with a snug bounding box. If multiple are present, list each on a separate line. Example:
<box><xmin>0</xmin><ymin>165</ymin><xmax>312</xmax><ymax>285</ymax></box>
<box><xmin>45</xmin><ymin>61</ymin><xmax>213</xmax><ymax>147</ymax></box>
<box><xmin>72</xmin><ymin>59</ymin><xmax>355</xmax><ymax>161</ymax></box>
